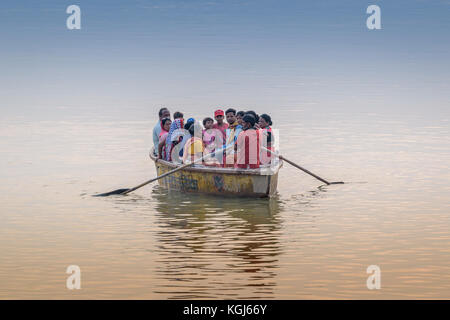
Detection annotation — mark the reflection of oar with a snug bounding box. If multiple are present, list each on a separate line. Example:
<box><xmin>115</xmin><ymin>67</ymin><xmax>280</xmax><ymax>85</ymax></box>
<box><xmin>94</xmin><ymin>146</ymin><xmax>230</xmax><ymax>197</ymax></box>
<box><xmin>262</xmin><ymin>147</ymin><xmax>344</xmax><ymax>185</ymax></box>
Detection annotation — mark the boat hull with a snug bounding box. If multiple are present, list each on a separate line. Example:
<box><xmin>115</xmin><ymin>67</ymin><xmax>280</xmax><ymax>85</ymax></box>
<box><xmin>151</xmin><ymin>154</ymin><xmax>280</xmax><ymax>198</ymax></box>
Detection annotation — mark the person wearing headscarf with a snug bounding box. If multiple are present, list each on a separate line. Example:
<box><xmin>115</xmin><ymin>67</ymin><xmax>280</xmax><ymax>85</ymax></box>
<box><xmin>157</xmin><ymin>118</ymin><xmax>172</xmax><ymax>159</ymax></box>
<box><xmin>153</xmin><ymin>108</ymin><xmax>170</xmax><ymax>156</ymax></box>
<box><xmin>159</xmin><ymin>118</ymin><xmax>172</xmax><ymax>138</ymax></box>
<box><xmin>163</xmin><ymin>118</ymin><xmax>184</xmax><ymax>161</ymax></box>
<box><xmin>171</xmin><ymin>117</ymin><xmax>194</xmax><ymax>159</ymax></box>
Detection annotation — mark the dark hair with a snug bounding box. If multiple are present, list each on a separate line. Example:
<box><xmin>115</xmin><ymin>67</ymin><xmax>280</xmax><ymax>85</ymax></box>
<box><xmin>158</xmin><ymin>108</ymin><xmax>169</xmax><ymax>117</ymax></box>
<box><xmin>266</xmin><ymin>131</ymin><xmax>272</xmax><ymax>143</ymax></box>
<box><xmin>245</xmin><ymin>111</ymin><xmax>259</xmax><ymax>121</ymax></box>
<box><xmin>184</xmin><ymin>122</ymin><xmax>193</xmax><ymax>130</ymax></box>
<box><xmin>173</xmin><ymin>111</ymin><xmax>183</xmax><ymax>119</ymax></box>
<box><xmin>161</xmin><ymin>118</ymin><xmax>171</xmax><ymax>127</ymax></box>
<box><xmin>236</xmin><ymin>111</ymin><xmax>245</xmax><ymax>117</ymax></box>
<box><xmin>242</xmin><ymin>114</ymin><xmax>256</xmax><ymax>127</ymax></box>
<box><xmin>259</xmin><ymin>113</ymin><xmax>272</xmax><ymax>126</ymax></box>
<box><xmin>225</xmin><ymin>108</ymin><xmax>236</xmax><ymax>115</ymax></box>
<box><xmin>203</xmin><ymin>117</ymin><xmax>213</xmax><ymax>126</ymax></box>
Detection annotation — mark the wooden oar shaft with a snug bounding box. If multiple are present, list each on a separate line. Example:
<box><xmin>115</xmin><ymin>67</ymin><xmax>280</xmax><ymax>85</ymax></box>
<box><xmin>120</xmin><ymin>146</ymin><xmax>230</xmax><ymax>195</ymax></box>
<box><xmin>121</xmin><ymin>161</ymin><xmax>194</xmax><ymax>195</ymax></box>
<box><xmin>279</xmin><ymin>156</ymin><xmax>330</xmax><ymax>185</ymax></box>
<box><xmin>262</xmin><ymin>147</ymin><xmax>331</xmax><ymax>185</ymax></box>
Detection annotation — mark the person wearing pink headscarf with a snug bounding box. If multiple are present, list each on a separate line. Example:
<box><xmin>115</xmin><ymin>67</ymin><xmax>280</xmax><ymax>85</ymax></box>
<box><xmin>157</xmin><ymin>118</ymin><xmax>171</xmax><ymax>160</ymax></box>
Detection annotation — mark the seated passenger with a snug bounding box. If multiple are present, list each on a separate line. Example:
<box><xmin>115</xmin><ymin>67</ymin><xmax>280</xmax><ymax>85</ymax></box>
<box><xmin>223</xmin><ymin>108</ymin><xmax>243</xmax><ymax>167</ymax></box>
<box><xmin>153</xmin><ymin>108</ymin><xmax>170</xmax><ymax>156</ymax></box>
<box><xmin>212</xmin><ymin>109</ymin><xmax>229</xmax><ymax>142</ymax></box>
<box><xmin>202</xmin><ymin>117</ymin><xmax>215</xmax><ymax>148</ymax></box>
<box><xmin>203</xmin><ymin>117</ymin><xmax>224</xmax><ymax>167</ymax></box>
<box><xmin>178</xmin><ymin>118</ymin><xmax>195</xmax><ymax>158</ymax></box>
<box><xmin>236</xmin><ymin>111</ymin><xmax>245</xmax><ymax>127</ymax></box>
<box><xmin>183</xmin><ymin>123</ymin><xmax>204</xmax><ymax>164</ymax></box>
<box><xmin>235</xmin><ymin>114</ymin><xmax>260</xmax><ymax>169</ymax></box>
<box><xmin>225</xmin><ymin>108</ymin><xmax>243</xmax><ymax>146</ymax></box>
<box><xmin>244</xmin><ymin>111</ymin><xmax>260</xmax><ymax>129</ymax></box>
<box><xmin>260</xmin><ymin>131</ymin><xmax>275</xmax><ymax>166</ymax></box>
<box><xmin>258</xmin><ymin>113</ymin><xmax>274</xmax><ymax>165</ymax></box>
<box><xmin>258</xmin><ymin>113</ymin><xmax>272</xmax><ymax>131</ymax></box>
<box><xmin>157</xmin><ymin>118</ymin><xmax>172</xmax><ymax>160</ymax></box>
<box><xmin>163</xmin><ymin>116</ymin><xmax>184</xmax><ymax>161</ymax></box>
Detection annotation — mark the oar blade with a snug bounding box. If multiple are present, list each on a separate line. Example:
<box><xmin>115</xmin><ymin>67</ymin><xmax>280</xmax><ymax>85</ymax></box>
<box><xmin>92</xmin><ymin>188</ymin><xmax>130</xmax><ymax>197</ymax></box>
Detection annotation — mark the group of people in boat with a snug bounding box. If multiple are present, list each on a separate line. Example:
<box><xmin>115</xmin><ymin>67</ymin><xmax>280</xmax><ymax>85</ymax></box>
<box><xmin>152</xmin><ymin>108</ymin><xmax>275</xmax><ymax>169</ymax></box>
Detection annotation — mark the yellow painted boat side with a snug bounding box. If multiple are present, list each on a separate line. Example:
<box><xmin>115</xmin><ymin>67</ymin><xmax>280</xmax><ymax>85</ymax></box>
<box><xmin>150</xmin><ymin>153</ymin><xmax>281</xmax><ymax>198</ymax></box>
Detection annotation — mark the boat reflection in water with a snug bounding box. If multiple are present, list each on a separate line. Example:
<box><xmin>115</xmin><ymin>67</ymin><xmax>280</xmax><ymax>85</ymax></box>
<box><xmin>150</xmin><ymin>187</ymin><xmax>284</xmax><ymax>299</ymax></box>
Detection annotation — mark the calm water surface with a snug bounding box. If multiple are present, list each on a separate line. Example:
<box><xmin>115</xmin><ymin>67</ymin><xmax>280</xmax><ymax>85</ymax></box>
<box><xmin>0</xmin><ymin>109</ymin><xmax>449</xmax><ymax>299</ymax></box>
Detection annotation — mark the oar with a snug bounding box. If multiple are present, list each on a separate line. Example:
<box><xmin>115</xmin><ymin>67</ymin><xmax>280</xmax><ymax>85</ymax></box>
<box><xmin>262</xmin><ymin>147</ymin><xmax>344</xmax><ymax>185</ymax></box>
<box><xmin>94</xmin><ymin>146</ymin><xmax>228</xmax><ymax>197</ymax></box>
<box><xmin>93</xmin><ymin>161</ymin><xmax>195</xmax><ymax>197</ymax></box>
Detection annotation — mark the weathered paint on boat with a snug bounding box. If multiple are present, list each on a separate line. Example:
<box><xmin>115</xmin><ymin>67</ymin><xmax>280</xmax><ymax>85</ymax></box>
<box><xmin>150</xmin><ymin>153</ymin><xmax>282</xmax><ymax>198</ymax></box>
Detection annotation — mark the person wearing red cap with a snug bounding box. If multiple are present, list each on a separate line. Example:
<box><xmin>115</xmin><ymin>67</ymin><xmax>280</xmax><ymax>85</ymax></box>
<box><xmin>212</xmin><ymin>109</ymin><xmax>229</xmax><ymax>142</ymax></box>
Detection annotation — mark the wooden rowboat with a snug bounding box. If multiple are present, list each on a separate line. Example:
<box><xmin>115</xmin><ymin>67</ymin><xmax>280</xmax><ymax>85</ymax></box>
<box><xmin>149</xmin><ymin>151</ymin><xmax>282</xmax><ymax>198</ymax></box>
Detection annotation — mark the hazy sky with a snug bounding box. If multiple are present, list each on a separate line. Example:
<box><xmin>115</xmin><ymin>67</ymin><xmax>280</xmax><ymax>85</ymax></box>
<box><xmin>1</xmin><ymin>0</ymin><xmax>449</xmax><ymax>119</ymax></box>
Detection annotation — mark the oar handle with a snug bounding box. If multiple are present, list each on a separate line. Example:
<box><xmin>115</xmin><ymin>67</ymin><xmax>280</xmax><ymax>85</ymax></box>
<box><xmin>262</xmin><ymin>147</ymin><xmax>331</xmax><ymax>185</ymax></box>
